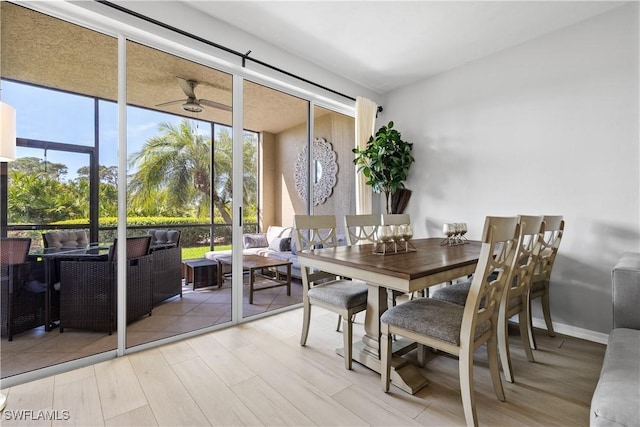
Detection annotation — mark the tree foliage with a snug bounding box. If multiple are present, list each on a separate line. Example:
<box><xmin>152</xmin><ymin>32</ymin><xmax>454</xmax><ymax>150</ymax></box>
<box><xmin>8</xmin><ymin>119</ymin><xmax>259</xmax><ymax>228</ymax></box>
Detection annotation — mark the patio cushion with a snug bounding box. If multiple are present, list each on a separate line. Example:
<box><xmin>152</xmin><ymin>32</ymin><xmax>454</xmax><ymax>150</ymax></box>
<box><xmin>243</xmin><ymin>233</ymin><xmax>269</xmax><ymax>249</ymax></box>
<box><xmin>268</xmin><ymin>237</ymin><xmax>291</xmax><ymax>252</ymax></box>
<box><xmin>148</xmin><ymin>229</ymin><xmax>180</xmax><ymax>246</ymax></box>
<box><xmin>43</xmin><ymin>230</ymin><xmax>88</xmax><ymax>249</ymax></box>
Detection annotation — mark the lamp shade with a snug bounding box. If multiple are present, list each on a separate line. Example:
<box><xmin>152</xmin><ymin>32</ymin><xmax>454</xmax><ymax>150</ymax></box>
<box><xmin>0</xmin><ymin>102</ymin><xmax>17</xmax><ymax>162</ymax></box>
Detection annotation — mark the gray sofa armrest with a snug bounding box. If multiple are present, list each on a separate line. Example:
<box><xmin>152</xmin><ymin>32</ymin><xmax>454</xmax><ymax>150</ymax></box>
<box><xmin>590</xmin><ymin>328</ymin><xmax>640</xmax><ymax>427</ymax></box>
<box><xmin>612</xmin><ymin>252</ymin><xmax>640</xmax><ymax>329</ymax></box>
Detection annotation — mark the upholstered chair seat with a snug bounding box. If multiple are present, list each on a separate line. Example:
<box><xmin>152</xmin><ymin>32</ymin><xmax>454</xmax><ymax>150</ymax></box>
<box><xmin>381</xmin><ymin>298</ymin><xmax>491</xmax><ymax>345</ymax></box>
<box><xmin>432</xmin><ymin>281</ymin><xmax>472</xmax><ymax>306</ymax></box>
<box><xmin>307</xmin><ymin>281</ymin><xmax>368</xmax><ymax>309</ymax></box>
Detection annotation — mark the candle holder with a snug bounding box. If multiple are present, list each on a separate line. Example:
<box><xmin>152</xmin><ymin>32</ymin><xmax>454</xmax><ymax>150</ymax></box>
<box><xmin>373</xmin><ymin>224</ymin><xmax>416</xmax><ymax>255</ymax></box>
<box><xmin>440</xmin><ymin>222</ymin><xmax>469</xmax><ymax>246</ymax></box>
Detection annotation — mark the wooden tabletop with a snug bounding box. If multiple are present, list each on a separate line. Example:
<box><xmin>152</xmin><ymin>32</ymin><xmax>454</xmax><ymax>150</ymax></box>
<box><xmin>297</xmin><ymin>238</ymin><xmax>482</xmax><ymax>292</ymax></box>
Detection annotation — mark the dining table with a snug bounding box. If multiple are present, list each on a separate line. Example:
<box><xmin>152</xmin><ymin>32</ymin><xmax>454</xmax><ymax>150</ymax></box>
<box><xmin>29</xmin><ymin>244</ymin><xmax>111</xmax><ymax>331</ymax></box>
<box><xmin>297</xmin><ymin>237</ymin><xmax>482</xmax><ymax>394</ymax></box>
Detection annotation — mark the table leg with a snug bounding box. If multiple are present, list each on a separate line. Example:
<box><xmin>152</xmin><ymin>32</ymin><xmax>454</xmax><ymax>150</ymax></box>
<box><xmin>216</xmin><ymin>260</ymin><xmax>223</xmax><ymax>286</ymax></box>
<box><xmin>338</xmin><ymin>284</ymin><xmax>429</xmax><ymax>394</ymax></box>
<box><xmin>249</xmin><ymin>268</ymin><xmax>255</xmax><ymax>304</ymax></box>
<box><xmin>44</xmin><ymin>258</ymin><xmax>57</xmax><ymax>331</ymax></box>
<box><xmin>286</xmin><ymin>264</ymin><xmax>291</xmax><ymax>296</ymax></box>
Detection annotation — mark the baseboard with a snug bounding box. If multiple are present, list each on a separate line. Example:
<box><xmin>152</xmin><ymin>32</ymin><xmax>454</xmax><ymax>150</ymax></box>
<box><xmin>531</xmin><ymin>317</ymin><xmax>609</xmax><ymax>345</ymax></box>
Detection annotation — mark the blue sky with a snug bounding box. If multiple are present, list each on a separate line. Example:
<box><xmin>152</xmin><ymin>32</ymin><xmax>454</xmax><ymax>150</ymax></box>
<box><xmin>3</xmin><ymin>80</ymin><xmax>213</xmax><ymax>180</ymax></box>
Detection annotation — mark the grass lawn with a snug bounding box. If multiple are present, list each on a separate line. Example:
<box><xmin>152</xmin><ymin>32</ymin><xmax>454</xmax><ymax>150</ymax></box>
<box><xmin>181</xmin><ymin>245</ymin><xmax>231</xmax><ymax>259</ymax></box>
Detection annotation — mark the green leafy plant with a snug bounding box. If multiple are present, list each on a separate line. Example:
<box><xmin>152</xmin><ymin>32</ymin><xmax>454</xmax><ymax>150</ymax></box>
<box><xmin>352</xmin><ymin>121</ymin><xmax>415</xmax><ymax>213</ymax></box>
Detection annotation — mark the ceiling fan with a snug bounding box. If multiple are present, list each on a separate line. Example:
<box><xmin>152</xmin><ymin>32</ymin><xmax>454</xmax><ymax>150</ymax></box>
<box><xmin>156</xmin><ymin>76</ymin><xmax>231</xmax><ymax>113</ymax></box>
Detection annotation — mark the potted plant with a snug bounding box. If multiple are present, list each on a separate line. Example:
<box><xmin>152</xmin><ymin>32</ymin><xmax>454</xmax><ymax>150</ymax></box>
<box><xmin>353</xmin><ymin>121</ymin><xmax>415</xmax><ymax>214</ymax></box>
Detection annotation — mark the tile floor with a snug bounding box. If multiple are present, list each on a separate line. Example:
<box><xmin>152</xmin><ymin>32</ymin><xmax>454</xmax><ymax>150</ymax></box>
<box><xmin>1</xmin><ymin>276</ymin><xmax>303</xmax><ymax>379</ymax></box>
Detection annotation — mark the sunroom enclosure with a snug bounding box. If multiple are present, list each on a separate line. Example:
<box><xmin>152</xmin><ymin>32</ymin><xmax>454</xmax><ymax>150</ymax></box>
<box><xmin>0</xmin><ymin>2</ymin><xmax>356</xmax><ymax>384</ymax></box>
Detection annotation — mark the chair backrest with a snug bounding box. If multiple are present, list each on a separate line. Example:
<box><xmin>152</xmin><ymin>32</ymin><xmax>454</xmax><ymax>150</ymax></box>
<box><xmin>381</xmin><ymin>214</ymin><xmax>411</xmax><ymax>226</ymax></box>
<box><xmin>507</xmin><ymin>215</ymin><xmax>545</xmax><ymax>301</ymax></box>
<box><xmin>462</xmin><ymin>216</ymin><xmax>521</xmax><ymax>336</ymax></box>
<box><xmin>293</xmin><ymin>215</ymin><xmax>339</xmax><ymax>251</ymax></box>
<box><xmin>42</xmin><ymin>230</ymin><xmax>88</xmax><ymax>249</ymax></box>
<box><xmin>344</xmin><ymin>214</ymin><xmax>380</xmax><ymax>245</ymax></box>
<box><xmin>109</xmin><ymin>235</ymin><xmax>152</xmax><ymax>261</ymax></box>
<box><xmin>0</xmin><ymin>238</ymin><xmax>31</xmax><ymax>265</ymax></box>
<box><xmin>537</xmin><ymin>215</ymin><xmax>564</xmax><ymax>280</ymax></box>
<box><xmin>147</xmin><ymin>229</ymin><xmax>181</xmax><ymax>247</ymax></box>
<box><xmin>294</xmin><ymin>215</ymin><xmax>341</xmax><ymax>285</ymax></box>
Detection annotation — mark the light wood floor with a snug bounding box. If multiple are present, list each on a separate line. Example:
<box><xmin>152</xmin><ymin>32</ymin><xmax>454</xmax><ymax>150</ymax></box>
<box><xmin>0</xmin><ymin>306</ymin><xmax>605</xmax><ymax>426</ymax></box>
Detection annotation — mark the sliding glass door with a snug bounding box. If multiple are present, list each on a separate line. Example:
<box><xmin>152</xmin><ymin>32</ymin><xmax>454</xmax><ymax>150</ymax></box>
<box><xmin>240</xmin><ymin>80</ymin><xmax>309</xmax><ymax>318</ymax></box>
<box><xmin>1</xmin><ymin>2</ymin><xmax>118</xmax><ymax>377</ymax></box>
<box><xmin>0</xmin><ymin>1</ymin><xmax>355</xmax><ymax>386</ymax></box>
<box><xmin>125</xmin><ymin>40</ymin><xmax>235</xmax><ymax>348</ymax></box>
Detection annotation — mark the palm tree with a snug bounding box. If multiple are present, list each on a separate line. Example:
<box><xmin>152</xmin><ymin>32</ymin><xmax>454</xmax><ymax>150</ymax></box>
<box><xmin>128</xmin><ymin>119</ymin><xmax>233</xmax><ymax>223</ymax></box>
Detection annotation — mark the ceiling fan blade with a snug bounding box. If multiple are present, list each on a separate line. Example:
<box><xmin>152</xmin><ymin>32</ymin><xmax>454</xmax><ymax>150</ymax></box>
<box><xmin>156</xmin><ymin>99</ymin><xmax>186</xmax><ymax>108</ymax></box>
<box><xmin>177</xmin><ymin>76</ymin><xmax>197</xmax><ymax>99</ymax></box>
<box><xmin>199</xmin><ymin>99</ymin><xmax>232</xmax><ymax>112</ymax></box>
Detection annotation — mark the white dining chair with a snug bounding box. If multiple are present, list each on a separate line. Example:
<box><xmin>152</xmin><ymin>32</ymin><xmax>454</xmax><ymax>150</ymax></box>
<box><xmin>431</xmin><ymin>215</ymin><xmax>544</xmax><ymax>383</ymax></box>
<box><xmin>528</xmin><ymin>215</ymin><xmax>564</xmax><ymax>349</ymax></box>
<box><xmin>380</xmin><ymin>216</ymin><xmax>522</xmax><ymax>427</ymax></box>
<box><xmin>344</xmin><ymin>214</ymin><xmax>380</xmax><ymax>245</ymax></box>
<box><xmin>294</xmin><ymin>214</ymin><xmax>369</xmax><ymax>370</ymax></box>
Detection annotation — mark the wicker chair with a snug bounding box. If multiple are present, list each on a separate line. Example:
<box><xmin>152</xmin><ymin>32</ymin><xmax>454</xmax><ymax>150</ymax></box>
<box><xmin>59</xmin><ymin>236</ymin><xmax>153</xmax><ymax>334</ymax></box>
<box><xmin>1</xmin><ymin>238</ymin><xmax>46</xmax><ymax>341</ymax></box>
<box><xmin>147</xmin><ymin>230</ymin><xmax>183</xmax><ymax>306</ymax></box>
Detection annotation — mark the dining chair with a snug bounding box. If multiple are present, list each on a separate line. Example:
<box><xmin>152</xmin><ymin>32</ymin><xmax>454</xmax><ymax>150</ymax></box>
<box><xmin>59</xmin><ymin>236</ymin><xmax>153</xmax><ymax>334</ymax></box>
<box><xmin>380</xmin><ymin>216</ymin><xmax>521</xmax><ymax>427</ymax></box>
<box><xmin>431</xmin><ymin>215</ymin><xmax>544</xmax><ymax>383</ymax></box>
<box><xmin>294</xmin><ymin>214</ymin><xmax>369</xmax><ymax>370</ymax></box>
<box><xmin>381</xmin><ymin>213</ymin><xmax>411</xmax><ymax>227</ymax></box>
<box><xmin>344</xmin><ymin>214</ymin><xmax>380</xmax><ymax>246</ymax></box>
<box><xmin>1</xmin><ymin>237</ymin><xmax>46</xmax><ymax>341</ymax></box>
<box><xmin>528</xmin><ymin>215</ymin><xmax>564</xmax><ymax>349</ymax></box>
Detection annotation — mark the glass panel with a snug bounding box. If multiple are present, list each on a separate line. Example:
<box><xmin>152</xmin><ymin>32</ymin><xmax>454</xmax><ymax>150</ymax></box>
<box><xmin>241</xmin><ymin>80</ymin><xmax>308</xmax><ymax>318</ymax></box>
<box><xmin>2</xmin><ymin>81</ymin><xmax>95</xmax><ymax>146</ymax></box>
<box><xmin>8</xmin><ymin>147</ymin><xmax>90</xmax><ymax>231</ymax></box>
<box><xmin>125</xmin><ymin>40</ymin><xmax>233</xmax><ymax>348</ymax></box>
<box><xmin>1</xmin><ymin>3</ymin><xmax>117</xmax><ymax>379</ymax></box>
<box><xmin>97</xmin><ymin>99</ymin><xmax>118</xmax><ymax>236</ymax></box>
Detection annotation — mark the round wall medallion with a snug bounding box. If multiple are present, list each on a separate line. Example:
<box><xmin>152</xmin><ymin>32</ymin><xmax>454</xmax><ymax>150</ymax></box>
<box><xmin>294</xmin><ymin>137</ymin><xmax>338</xmax><ymax>206</ymax></box>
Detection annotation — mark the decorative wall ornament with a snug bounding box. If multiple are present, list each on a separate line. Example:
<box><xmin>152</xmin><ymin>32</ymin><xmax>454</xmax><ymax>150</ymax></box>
<box><xmin>294</xmin><ymin>137</ymin><xmax>338</xmax><ymax>206</ymax></box>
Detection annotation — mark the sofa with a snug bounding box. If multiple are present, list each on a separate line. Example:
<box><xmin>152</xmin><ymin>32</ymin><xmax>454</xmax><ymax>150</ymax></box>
<box><xmin>205</xmin><ymin>226</ymin><xmax>303</xmax><ymax>279</ymax></box>
<box><xmin>590</xmin><ymin>252</ymin><xmax>640</xmax><ymax>427</ymax></box>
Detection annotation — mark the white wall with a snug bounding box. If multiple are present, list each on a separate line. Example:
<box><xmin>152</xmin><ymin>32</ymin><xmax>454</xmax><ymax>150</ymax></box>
<box><xmin>382</xmin><ymin>3</ymin><xmax>639</xmax><ymax>338</ymax></box>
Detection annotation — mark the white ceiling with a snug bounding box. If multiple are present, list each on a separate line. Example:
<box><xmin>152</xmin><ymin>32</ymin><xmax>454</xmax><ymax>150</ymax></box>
<box><xmin>181</xmin><ymin>1</ymin><xmax>627</xmax><ymax>94</ymax></box>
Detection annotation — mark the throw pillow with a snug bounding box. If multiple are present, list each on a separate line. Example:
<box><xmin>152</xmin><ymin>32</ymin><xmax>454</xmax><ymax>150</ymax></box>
<box><xmin>268</xmin><ymin>237</ymin><xmax>291</xmax><ymax>252</ymax></box>
<box><xmin>266</xmin><ymin>226</ymin><xmax>292</xmax><ymax>245</ymax></box>
<box><xmin>243</xmin><ymin>233</ymin><xmax>268</xmax><ymax>249</ymax></box>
